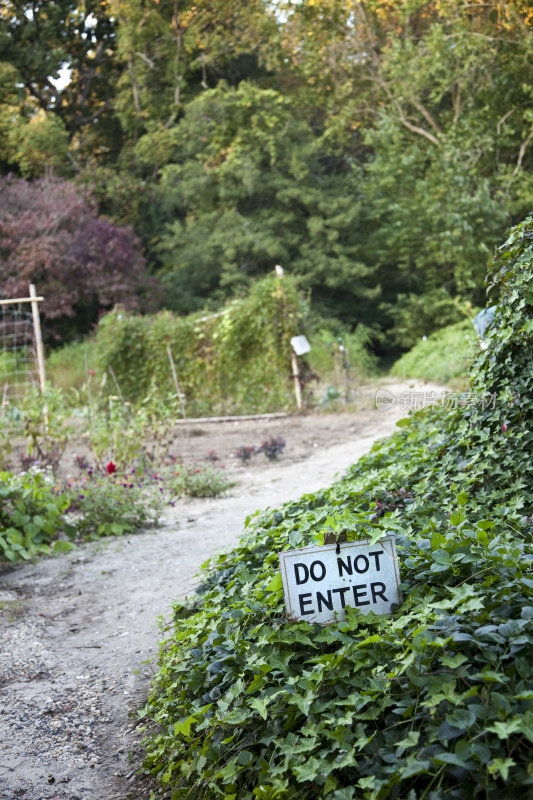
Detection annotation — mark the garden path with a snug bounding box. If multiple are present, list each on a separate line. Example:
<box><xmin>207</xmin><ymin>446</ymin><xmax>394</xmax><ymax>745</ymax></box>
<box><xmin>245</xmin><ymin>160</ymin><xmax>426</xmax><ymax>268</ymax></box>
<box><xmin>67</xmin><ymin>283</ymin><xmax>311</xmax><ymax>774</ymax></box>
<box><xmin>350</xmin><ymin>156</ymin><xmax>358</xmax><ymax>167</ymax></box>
<box><xmin>0</xmin><ymin>379</ymin><xmax>446</xmax><ymax>800</ymax></box>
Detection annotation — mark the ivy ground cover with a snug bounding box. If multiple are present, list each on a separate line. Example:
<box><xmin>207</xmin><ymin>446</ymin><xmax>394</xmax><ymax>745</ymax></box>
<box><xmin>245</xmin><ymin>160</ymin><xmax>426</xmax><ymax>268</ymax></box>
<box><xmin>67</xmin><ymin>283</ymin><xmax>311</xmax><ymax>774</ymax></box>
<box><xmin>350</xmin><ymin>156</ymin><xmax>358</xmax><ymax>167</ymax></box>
<box><xmin>141</xmin><ymin>218</ymin><xmax>533</xmax><ymax>799</ymax></box>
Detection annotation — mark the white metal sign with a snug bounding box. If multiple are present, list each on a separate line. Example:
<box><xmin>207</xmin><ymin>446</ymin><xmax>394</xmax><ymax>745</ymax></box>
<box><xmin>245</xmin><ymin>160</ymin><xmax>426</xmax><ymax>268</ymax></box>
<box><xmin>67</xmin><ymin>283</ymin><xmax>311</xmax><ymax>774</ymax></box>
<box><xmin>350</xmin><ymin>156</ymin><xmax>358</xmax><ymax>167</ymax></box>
<box><xmin>290</xmin><ymin>335</ymin><xmax>311</xmax><ymax>356</ymax></box>
<box><xmin>279</xmin><ymin>536</ymin><xmax>401</xmax><ymax>624</ymax></box>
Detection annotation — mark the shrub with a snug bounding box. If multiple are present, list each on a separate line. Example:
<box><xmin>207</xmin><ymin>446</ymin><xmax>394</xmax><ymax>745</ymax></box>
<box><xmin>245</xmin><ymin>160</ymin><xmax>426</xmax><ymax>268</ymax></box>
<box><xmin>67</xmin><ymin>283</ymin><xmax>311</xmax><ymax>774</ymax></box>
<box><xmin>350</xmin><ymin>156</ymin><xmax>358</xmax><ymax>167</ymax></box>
<box><xmin>307</xmin><ymin>325</ymin><xmax>378</xmax><ymax>384</ymax></box>
<box><xmin>20</xmin><ymin>385</ymin><xmax>73</xmax><ymax>474</ymax></box>
<box><xmin>140</xmin><ymin>217</ymin><xmax>533</xmax><ymax>799</ymax></box>
<box><xmin>0</xmin><ymin>175</ymin><xmax>155</xmax><ymax>343</ymax></box>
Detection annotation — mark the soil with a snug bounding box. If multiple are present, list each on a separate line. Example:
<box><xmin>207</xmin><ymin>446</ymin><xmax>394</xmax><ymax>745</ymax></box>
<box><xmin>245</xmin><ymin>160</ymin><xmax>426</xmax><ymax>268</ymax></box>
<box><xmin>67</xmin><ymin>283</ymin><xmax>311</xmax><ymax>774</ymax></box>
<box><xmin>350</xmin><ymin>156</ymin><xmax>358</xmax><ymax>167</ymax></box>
<box><xmin>0</xmin><ymin>379</ymin><xmax>446</xmax><ymax>800</ymax></box>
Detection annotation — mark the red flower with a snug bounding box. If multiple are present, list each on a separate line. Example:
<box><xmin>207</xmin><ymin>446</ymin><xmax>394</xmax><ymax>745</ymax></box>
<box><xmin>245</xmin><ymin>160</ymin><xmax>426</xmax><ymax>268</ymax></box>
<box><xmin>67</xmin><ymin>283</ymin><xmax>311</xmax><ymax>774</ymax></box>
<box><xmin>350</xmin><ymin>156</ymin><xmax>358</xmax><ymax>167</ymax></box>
<box><xmin>106</xmin><ymin>461</ymin><xmax>117</xmax><ymax>474</ymax></box>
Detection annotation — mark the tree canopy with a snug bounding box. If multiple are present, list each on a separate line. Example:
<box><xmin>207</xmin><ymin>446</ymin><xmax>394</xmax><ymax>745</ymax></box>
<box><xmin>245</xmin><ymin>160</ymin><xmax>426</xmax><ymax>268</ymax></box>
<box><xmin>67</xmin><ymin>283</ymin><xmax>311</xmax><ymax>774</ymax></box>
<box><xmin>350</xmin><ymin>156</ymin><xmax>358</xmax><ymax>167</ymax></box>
<box><xmin>1</xmin><ymin>1</ymin><xmax>532</xmax><ymax>345</ymax></box>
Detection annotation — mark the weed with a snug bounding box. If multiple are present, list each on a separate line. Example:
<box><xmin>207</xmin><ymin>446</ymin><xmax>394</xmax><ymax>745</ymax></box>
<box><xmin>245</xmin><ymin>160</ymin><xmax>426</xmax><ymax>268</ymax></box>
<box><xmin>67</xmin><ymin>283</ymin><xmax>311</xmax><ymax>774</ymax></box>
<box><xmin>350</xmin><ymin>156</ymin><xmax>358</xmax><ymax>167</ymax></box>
<box><xmin>165</xmin><ymin>463</ymin><xmax>234</xmax><ymax>499</ymax></box>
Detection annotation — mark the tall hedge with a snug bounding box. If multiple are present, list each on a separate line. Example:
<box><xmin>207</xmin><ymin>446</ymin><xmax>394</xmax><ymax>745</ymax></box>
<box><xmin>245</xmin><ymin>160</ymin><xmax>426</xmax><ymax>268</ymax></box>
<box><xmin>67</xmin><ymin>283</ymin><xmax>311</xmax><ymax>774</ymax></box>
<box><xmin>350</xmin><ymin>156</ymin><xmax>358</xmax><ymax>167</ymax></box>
<box><xmin>95</xmin><ymin>273</ymin><xmax>308</xmax><ymax>414</ymax></box>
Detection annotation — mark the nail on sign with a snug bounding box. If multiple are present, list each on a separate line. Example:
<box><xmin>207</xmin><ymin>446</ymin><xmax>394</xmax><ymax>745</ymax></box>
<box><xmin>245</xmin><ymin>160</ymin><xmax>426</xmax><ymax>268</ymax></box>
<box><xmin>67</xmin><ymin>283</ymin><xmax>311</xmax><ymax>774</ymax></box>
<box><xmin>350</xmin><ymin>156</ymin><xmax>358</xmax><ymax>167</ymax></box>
<box><xmin>279</xmin><ymin>536</ymin><xmax>401</xmax><ymax>624</ymax></box>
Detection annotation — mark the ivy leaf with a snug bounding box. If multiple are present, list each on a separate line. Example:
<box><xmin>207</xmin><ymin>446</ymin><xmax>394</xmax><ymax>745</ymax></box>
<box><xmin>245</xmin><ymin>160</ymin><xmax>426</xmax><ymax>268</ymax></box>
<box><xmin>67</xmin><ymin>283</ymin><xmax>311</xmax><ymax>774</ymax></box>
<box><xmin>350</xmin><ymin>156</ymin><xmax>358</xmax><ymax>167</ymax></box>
<box><xmin>237</xmin><ymin>750</ymin><xmax>254</xmax><ymax>766</ymax></box>
<box><xmin>449</xmin><ymin>510</ymin><xmax>466</xmax><ymax>527</ymax></box>
<box><xmin>396</xmin><ymin>730</ymin><xmax>420</xmax><ymax>749</ymax></box>
<box><xmin>446</xmin><ymin>708</ymin><xmax>476</xmax><ymax>730</ymax></box>
<box><xmin>488</xmin><ymin>758</ymin><xmax>516</xmax><ymax>781</ymax></box>
<box><xmin>174</xmin><ymin>715</ymin><xmax>195</xmax><ymax>737</ymax></box>
<box><xmin>486</xmin><ymin>718</ymin><xmax>522</xmax><ymax>739</ymax></box>
<box><xmin>265</xmin><ymin>572</ymin><xmax>283</xmax><ymax>592</ymax></box>
<box><xmin>518</xmin><ymin>710</ymin><xmax>533</xmax><ymax>743</ymax></box>
<box><xmin>250</xmin><ymin>697</ymin><xmax>268</xmax><ymax>720</ymax></box>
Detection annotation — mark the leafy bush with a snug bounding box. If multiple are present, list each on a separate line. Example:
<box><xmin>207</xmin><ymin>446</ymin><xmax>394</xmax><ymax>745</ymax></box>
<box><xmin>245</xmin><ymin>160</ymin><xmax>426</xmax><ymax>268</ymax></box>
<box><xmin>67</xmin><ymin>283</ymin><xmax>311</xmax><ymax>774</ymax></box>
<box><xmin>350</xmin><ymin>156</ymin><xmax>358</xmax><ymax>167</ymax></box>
<box><xmin>140</xmin><ymin>218</ymin><xmax>533</xmax><ymax>798</ymax></box>
<box><xmin>0</xmin><ymin>468</ymin><xmax>73</xmax><ymax>562</ymax></box>
<box><xmin>86</xmin><ymin>388</ymin><xmax>181</xmax><ymax>473</ymax></box>
<box><xmin>381</xmin><ymin>290</ymin><xmax>476</xmax><ymax>350</ymax></box>
<box><xmin>20</xmin><ymin>386</ymin><xmax>73</xmax><ymax>473</ymax></box>
<box><xmin>391</xmin><ymin>319</ymin><xmax>478</xmax><ymax>385</ymax></box>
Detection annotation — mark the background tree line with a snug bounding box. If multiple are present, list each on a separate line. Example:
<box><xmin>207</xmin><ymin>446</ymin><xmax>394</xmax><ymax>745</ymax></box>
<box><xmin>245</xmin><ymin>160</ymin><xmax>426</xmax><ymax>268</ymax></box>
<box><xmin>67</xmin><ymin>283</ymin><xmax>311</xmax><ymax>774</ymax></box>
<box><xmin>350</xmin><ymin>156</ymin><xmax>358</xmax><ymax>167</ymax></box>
<box><xmin>1</xmin><ymin>0</ymin><xmax>532</xmax><ymax>349</ymax></box>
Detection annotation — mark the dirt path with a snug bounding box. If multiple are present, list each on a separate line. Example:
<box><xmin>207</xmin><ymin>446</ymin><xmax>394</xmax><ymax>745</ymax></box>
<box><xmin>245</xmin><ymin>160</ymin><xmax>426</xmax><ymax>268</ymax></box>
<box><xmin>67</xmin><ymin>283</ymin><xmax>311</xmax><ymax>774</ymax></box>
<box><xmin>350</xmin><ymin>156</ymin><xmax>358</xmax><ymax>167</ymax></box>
<box><xmin>0</xmin><ymin>380</ymin><xmax>446</xmax><ymax>800</ymax></box>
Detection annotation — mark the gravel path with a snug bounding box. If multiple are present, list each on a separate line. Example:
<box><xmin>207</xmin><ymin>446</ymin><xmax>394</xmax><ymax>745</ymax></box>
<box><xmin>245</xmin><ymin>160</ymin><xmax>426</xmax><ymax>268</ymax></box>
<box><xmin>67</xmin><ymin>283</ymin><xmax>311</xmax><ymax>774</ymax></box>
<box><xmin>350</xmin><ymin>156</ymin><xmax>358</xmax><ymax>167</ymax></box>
<box><xmin>0</xmin><ymin>386</ymin><xmax>445</xmax><ymax>800</ymax></box>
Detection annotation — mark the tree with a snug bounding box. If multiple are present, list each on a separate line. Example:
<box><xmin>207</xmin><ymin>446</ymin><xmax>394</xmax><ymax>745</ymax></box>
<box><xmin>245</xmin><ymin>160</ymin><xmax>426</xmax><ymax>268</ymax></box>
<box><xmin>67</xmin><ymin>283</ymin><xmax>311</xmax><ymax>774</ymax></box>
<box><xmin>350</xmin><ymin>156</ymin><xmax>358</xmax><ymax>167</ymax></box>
<box><xmin>0</xmin><ymin>176</ymin><xmax>156</xmax><ymax>342</ymax></box>
<box><xmin>149</xmin><ymin>83</ymin><xmax>378</xmax><ymax>325</ymax></box>
<box><xmin>111</xmin><ymin>0</ymin><xmax>276</xmax><ymax>138</ymax></box>
<box><xmin>0</xmin><ymin>0</ymin><xmax>123</xmax><ymax>173</ymax></box>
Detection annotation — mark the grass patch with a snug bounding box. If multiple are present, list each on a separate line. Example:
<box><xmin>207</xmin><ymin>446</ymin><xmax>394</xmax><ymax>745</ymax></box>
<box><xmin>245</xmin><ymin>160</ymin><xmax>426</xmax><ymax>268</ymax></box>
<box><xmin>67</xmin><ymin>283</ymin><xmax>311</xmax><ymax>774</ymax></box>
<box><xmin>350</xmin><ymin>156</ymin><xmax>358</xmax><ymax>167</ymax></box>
<box><xmin>390</xmin><ymin>318</ymin><xmax>478</xmax><ymax>385</ymax></box>
<box><xmin>46</xmin><ymin>339</ymin><xmax>98</xmax><ymax>394</ymax></box>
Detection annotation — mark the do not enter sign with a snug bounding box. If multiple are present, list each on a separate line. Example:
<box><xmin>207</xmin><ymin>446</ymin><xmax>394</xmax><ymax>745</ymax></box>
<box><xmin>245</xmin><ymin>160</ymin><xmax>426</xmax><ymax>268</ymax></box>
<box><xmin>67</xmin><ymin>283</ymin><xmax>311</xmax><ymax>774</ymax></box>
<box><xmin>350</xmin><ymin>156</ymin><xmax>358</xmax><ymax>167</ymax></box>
<box><xmin>279</xmin><ymin>536</ymin><xmax>401</xmax><ymax>624</ymax></box>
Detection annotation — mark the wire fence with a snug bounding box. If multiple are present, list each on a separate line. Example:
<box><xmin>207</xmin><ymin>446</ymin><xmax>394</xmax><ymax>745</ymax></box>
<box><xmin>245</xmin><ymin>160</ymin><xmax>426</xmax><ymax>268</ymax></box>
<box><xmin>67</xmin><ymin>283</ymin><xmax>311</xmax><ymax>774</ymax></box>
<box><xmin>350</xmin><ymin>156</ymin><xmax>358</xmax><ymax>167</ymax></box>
<box><xmin>0</xmin><ymin>304</ymin><xmax>40</xmax><ymax>405</ymax></box>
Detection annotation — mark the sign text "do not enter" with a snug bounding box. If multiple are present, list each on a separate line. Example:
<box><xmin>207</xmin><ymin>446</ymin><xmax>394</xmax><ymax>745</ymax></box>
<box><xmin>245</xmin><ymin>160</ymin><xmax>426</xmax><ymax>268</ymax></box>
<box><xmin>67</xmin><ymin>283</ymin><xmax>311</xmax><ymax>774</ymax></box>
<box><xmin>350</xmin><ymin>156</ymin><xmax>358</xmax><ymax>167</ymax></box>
<box><xmin>279</xmin><ymin>536</ymin><xmax>401</xmax><ymax>624</ymax></box>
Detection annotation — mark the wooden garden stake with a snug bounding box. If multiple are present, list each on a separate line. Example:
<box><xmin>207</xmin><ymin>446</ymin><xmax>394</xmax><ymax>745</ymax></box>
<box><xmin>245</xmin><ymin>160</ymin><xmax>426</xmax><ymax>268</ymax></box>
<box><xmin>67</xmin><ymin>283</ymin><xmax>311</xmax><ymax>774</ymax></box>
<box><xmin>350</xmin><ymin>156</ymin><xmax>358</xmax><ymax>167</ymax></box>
<box><xmin>29</xmin><ymin>284</ymin><xmax>46</xmax><ymax>392</ymax></box>
<box><xmin>291</xmin><ymin>350</ymin><xmax>303</xmax><ymax>410</ymax></box>
<box><xmin>84</xmin><ymin>352</ymin><xmax>93</xmax><ymax>429</ymax></box>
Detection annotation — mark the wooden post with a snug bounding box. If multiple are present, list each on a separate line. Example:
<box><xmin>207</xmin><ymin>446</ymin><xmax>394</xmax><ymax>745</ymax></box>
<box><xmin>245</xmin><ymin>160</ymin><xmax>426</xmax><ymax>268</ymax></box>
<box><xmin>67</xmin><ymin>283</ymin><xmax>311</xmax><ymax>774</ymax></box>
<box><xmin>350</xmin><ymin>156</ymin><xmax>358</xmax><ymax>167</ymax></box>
<box><xmin>291</xmin><ymin>349</ymin><xmax>303</xmax><ymax>410</ymax></box>
<box><xmin>29</xmin><ymin>284</ymin><xmax>46</xmax><ymax>391</ymax></box>
<box><xmin>275</xmin><ymin>264</ymin><xmax>303</xmax><ymax>410</ymax></box>
<box><xmin>167</xmin><ymin>345</ymin><xmax>187</xmax><ymax>419</ymax></box>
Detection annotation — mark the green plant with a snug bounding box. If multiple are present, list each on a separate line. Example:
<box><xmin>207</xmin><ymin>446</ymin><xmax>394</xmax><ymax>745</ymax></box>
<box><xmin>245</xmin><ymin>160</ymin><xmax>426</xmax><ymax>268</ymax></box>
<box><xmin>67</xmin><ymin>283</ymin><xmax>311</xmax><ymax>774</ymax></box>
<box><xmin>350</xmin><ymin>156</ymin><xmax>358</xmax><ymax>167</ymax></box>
<box><xmin>87</xmin><ymin>395</ymin><xmax>145</xmax><ymax>472</ymax></box>
<box><xmin>0</xmin><ymin>468</ymin><xmax>74</xmax><ymax>562</ymax></box>
<box><xmin>381</xmin><ymin>291</ymin><xmax>478</xmax><ymax>350</ymax></box>
<box><xmin>20</xmin><ymin>385</ymin><xmax>73</xmax><ymax>473</ymax></box>
<box><xmin>139</xmin><ymin>217</ymin><xmax>533</xmax><ymax>799</ymax></box>
<box><xmin>165</xmin><ymin>463</ymin><xmax>234</xmax><ymax>500</ymax></box>
<box><xmin>134</xmin><ymin>385</ymin><xmax>182</xmax><ymax>467</ymax></box>
<box><xmin>308</xmin><ymin>326</ymin><xmax>378</xmax><ymax>384</ymax></box>
<box><xmin>86</xmin><ymin>385</ymin><xmax>181</xmax><ymax>473</ymax></box>
<box><xmin>61</xmin><ymin>468</ymin><xmax>163</xmax><ymax>540</ymax></box>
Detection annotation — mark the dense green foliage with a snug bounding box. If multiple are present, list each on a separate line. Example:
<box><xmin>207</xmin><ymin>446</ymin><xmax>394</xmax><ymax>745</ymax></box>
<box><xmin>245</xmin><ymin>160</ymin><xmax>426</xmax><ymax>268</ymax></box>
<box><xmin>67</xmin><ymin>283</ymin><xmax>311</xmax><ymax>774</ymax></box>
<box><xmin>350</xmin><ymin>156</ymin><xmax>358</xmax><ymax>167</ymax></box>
<box><xmin>0</xmin><ymin>468</ymin><xmax>74</xmax><ymax>561</ymax></box>
<box><xmin>94</xmin><ymin>273</ymin><xmax>309</xmax><ymax>413</ymax></box>
<box><xmin>140</xmin><ymin>219</ymin><xmax>533</xmax><ymax>797</ymax></box>
<box><xmin>391</xmin><ymin>319</ymin><xmax>477</xmax><ymax>385</ymax></box>
<box><xmin>2</xmin><ymin>2</ymin><xmax>532</xmax><ymax>345</ymax></box>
